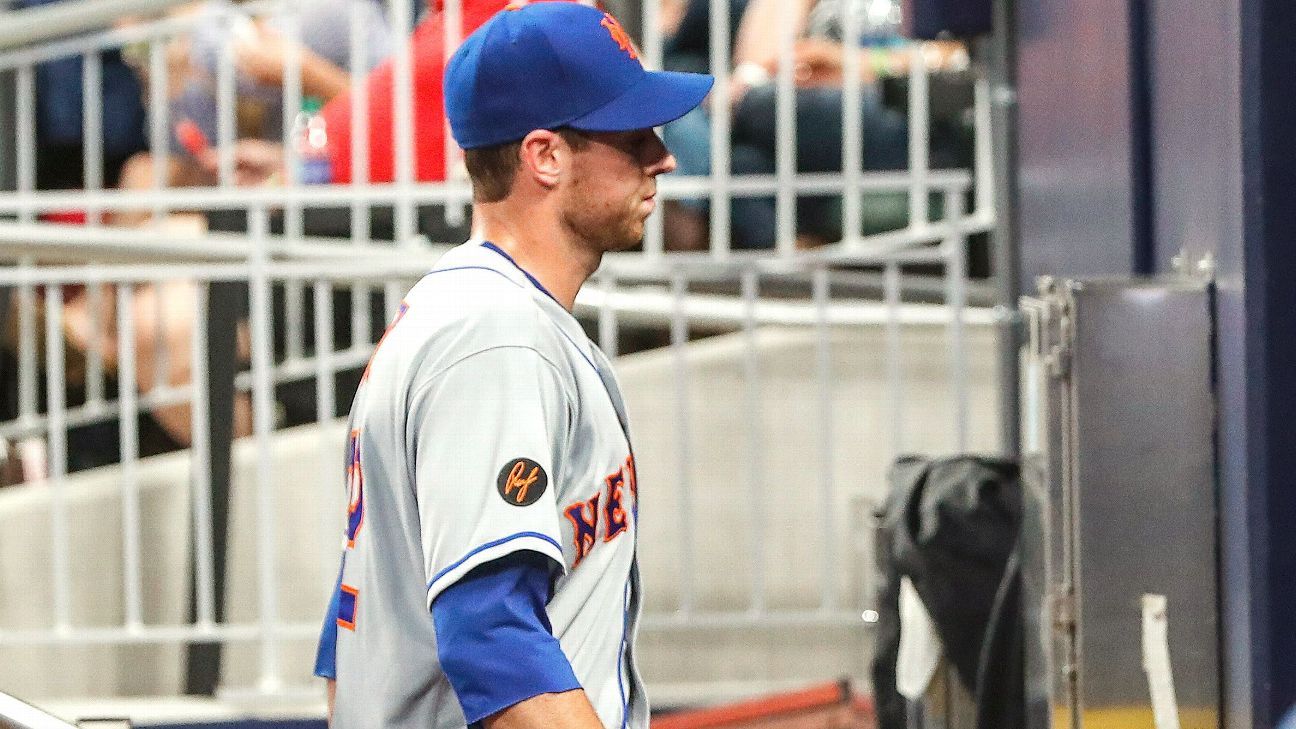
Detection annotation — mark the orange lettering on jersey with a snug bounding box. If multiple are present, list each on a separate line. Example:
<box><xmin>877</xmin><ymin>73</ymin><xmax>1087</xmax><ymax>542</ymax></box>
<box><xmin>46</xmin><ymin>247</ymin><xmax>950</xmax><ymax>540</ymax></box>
<box><xmin>345</xmin><ymin>429</ymin><xmax>365</xmax><ymax>548</ymax></box>
<box><xmin>565</xmin><ymin>455</ymin><xmax>636</xmax><ymax>564</ymax></box>
<box><xmin>603</xmin><ymin>469</ymin><xmax>628</xmax><ymax>542</ymax></box>
<box><xmin>504</xmin><ymin>461</ymin><xmax>541</xmax><ymax>504</ymax></box>
<box><xmin>564</xmin><ymin>494</ymin><xmax>601</xmax><ymax>566</ymax></box>
<box><xmin>600</xmin><ymin>14</ymin><xmax>638</xmax><ymax>60</ymax></box>
<box><xmin>336</xmin><ymin>584</ymin><xmax>359</xmax><ymax>631</ymax></box>
<box><xmin>624</xmin><ymin>454</ymin><xmax>638</xmax><ymax>499</ymax></box>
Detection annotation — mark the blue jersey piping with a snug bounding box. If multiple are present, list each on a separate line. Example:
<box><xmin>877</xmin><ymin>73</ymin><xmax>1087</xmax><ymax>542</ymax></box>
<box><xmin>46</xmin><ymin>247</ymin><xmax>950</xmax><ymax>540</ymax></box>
<box><xmin>476</xmin><ymin>242</ymin><xmax>602</xmax><ymax>375</ymax></box>
<box><xmin>428</xmin><ymin>531</ymin><xmax>565</xmax><ymax>591</ymax></box>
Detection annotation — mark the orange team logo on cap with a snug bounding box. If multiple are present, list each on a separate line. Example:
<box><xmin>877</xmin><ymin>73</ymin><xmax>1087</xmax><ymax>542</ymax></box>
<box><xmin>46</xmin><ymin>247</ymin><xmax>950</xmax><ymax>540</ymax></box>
<box><xmin>600</xmin><ymin>13</ymin><xmax>638</xmax><ymax>60</ymax></box>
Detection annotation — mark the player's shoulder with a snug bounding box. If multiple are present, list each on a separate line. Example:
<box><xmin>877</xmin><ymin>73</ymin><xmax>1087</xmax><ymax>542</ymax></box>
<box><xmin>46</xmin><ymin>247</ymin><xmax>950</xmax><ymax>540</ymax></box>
<box><xmin>403</xmin><ymin>243</ymin><xmax>564</xmax><ymax>357</ymax></box>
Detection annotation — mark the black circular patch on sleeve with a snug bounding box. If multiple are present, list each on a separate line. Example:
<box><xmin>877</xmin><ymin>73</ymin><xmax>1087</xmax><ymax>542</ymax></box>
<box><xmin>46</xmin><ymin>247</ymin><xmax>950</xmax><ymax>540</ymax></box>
<box><xmin>496</xmin><ymin>458</ymin><xmax>549</xmax><ymax>507</ymax></box>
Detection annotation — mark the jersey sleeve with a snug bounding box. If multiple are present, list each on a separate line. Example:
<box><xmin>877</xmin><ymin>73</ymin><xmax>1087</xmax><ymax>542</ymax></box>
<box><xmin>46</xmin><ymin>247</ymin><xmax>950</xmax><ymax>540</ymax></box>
<box><xmin>410</xmin><ymin>345</ymin><xmax>572</xmax><ymax>607</ymax></box>
<box><xmin>432</xmin><ymin>552</ymin><xmax>580</xmax><ymax>723</ymax></box>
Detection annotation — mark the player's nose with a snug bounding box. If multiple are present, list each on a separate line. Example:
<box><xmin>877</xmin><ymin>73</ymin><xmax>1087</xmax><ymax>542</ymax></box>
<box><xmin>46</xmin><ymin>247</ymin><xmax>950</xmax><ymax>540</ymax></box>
<box><xmin>644</xmin><ymin>132</ymin><xmax>677</xmax><ymax>176</ymax></box>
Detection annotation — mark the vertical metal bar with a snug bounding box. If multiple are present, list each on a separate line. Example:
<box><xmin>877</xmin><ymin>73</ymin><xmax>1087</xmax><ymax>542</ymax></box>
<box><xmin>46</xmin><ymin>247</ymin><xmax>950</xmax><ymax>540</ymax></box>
<box><xmin>16</xmin><ymin>64</ymin><xmax>34</xmax><ymax>223</ymax></box>
<box><xmin>186</xmin><ymin>272</ymin><xmax>239</xmax><ymax>693</ymax></box>
<box><xmin>973</xmin><ymin>74</ymin><xmax>995</xmax><ymax>221</ymax></box>
<box><xmin>190</xmin><ymin>284</ymin><xmax>216</xmax><ymax>627</ymax></box>
<box><xmin>597</xmin><ymin>271</ymin><xmax>619</xmax><ymax>358</ymax></box>
<box><xmin>774</xmin><ymin>0</ymin><xmax>797</xmax><ymax>256</ymax></box>
<box><xmin>248</xmin><ymin>206</ymin><xmax>282</xmax><ymax>691</ymax></box>
<box><xmin>641</xmin><ymin>0</ymin><xmax>662</xmax><ymax>68</ymax></box>
<box><xmin>82</xmin><ymin>52</ymin><xmax>103</xmax><ymax>225</ymax></box>
<box><xmin>384</xmin><ymin>280</ymin><xmax>403</xmax><ymax>321</ymax></box>
<box><xmin>281</xmin><ymin>4</ymin><xmax>304</xmax><ymax>202</ymax></box>
<box><xmin>15</xmin><ymin>66</ymin><xmax>37</xmax><ymax>433</ymax></box>
<box><xmin>152</xmin><ymin>289</ymin><xmax>168</xmax><ymax>391</ymax></box>
<box><xmin>740</xmin><ymin>268</ymin><xmax>764</xmax><ymax>613</ymax></box>
<box><xmin>314</xmin><ymin>279</ymin><xmax>337</xmax><ymax>595</ymax></box>
<box><xmin>149</xmin><ymin>40</ymin><xmax>168</xmax><ymax>221</ymax></box>
<box><xmin>813</xmin><ymin>266</ymin><xmax>837</xmax><ymax>610</ymax></box>
<box><xmin>85</xmin><ymin>283</ymin><xmax>105</xmax><ymax>406</ymax></box>
<box><xmin>707</xmin><ymin>0</ymin><xmax>731</xmax><ymax>259</ymax></box>
<box><xmin>389</xmin><ymin>0</ymin><xmax>415</xmax><ymax>243</ymax></box>
<box><xmin>352</xmin><ymin>280</ymin><xmax>372</xmax><ymax>353</ymax></box>
<box><xmin>643</xmin><ymin>205</ymin><xmax>665</xmax><ymax>260</ymax></box>
<box><xmin>348</xmin><ymin>0</ymin><xmax>373</xmax><ymax>355</ymax></box>
<box><xmin>884</xmin><ymin>261</ymin><xmax>904</xmax><ymax>457</ymax></box>
<box><xmin>216</xmin><ymin>12</ymin><xmax>237</xmax><ymax>187</ymax></box>
<box><xmin>907</xmin><ymin>45</ymin><xmax>930</xmax><ymax>229</ymax></box>
<box><xmin>840</xmin><ymin>0</ymin><xmax>864</xmax><ymax>246</ymax></box>
<box><xmin>638</xmin><ymin>0</ymin><xmax>663</xmax><ymax>260</ymax></box>
<box><xmin>669</xmin><ymin>271</ymin><xmax>694</xmax><ymax>614</ymax></box>
<box><xmin>284</xmin><ymin>286</ymin><xmax>305</xmax><ymax>363</ymax></box>
<box><xmin>45</xmin><ymin>286</ymin><xmax>71</xmax><ymax>632</ymax></box>
<box><xmin>281</xmin><ymin>7</ymin><xmax>306</xmax><ymax>363</ymax></box>
<box><xmin>349</xmin><ymin>0</ymin><xmax>371</xmax><ymax>241</ymax></box>
<box><xmin>115</xmin><ymin>284</ymin><xmax>143</xmax><ymax>629</ymax></box>
<box><xmin>314</xmin><ymin>280</ymin><xmax>335</xmax><ymax>425</ymax></box>
<box><xmin>988</xmin><ymin>8</ymin><xmax>1023</xmax><ymax>458</ymax></box>
<box><xmin>944</xmin><ymin>190</ymin><xmax>969</xmax><ymax>453</ymax></box>
<box><xmin>442</xmin><ymin>0</ymin><xmax>465</xmax><ymax>229</ymax></box>
<box><xmin>16</xmin><ymin>272</ymin><xmax>36</xmax><ymax>427</ymax></box>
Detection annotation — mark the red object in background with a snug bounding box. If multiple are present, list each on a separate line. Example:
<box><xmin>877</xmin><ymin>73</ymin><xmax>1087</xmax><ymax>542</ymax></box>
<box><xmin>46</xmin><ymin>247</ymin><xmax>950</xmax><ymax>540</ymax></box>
<box><xmin>175</xmin><ymin>118</ymin><xmax>210</xmax><ymax>158</ymax></box>
<box><xmin>322</xmin><ymin>0</ymin><xmax>604</xmax><ymax>184</ymax></box>
<box><xmin>41</xmin><ymin>210</ymin><xmax>89</xmax><ymax>225</ymax></box>
<box><xmin>651</xmin><ymin>682</ymin><xmax>875</xmax><ymax>729</ymax></box>
<box><xmin>37</xmin><ymin>211</ymin><xmax>92</xmax><ymax>297</ymax></box>
<box><xmin>321</xmin><ymin>0</ymin><xmax>505</xmax><ymax>184</ymax></box>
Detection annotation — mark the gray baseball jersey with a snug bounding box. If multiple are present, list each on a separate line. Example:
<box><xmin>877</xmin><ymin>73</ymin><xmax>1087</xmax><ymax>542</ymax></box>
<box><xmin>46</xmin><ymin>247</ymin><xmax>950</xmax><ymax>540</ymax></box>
<box><xmin>325</xmin><ymin>241</ymin><xmax>647</xmax><ymax>729</ymax></box>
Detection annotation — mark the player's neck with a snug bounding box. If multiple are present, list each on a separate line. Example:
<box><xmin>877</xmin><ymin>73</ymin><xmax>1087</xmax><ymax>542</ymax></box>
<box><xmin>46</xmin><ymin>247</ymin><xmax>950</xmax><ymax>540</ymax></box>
<box><xmin>472</xmin><ymin>202</ymin><xmax>601</xmax><ymax>312</ymax></box>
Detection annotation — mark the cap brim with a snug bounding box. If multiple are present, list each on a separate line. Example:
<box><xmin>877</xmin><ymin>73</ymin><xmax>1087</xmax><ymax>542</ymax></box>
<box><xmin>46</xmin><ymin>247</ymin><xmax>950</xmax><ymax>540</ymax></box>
<box><xmin>567</xmin><ymin>70</ymin><xmax>714</xmax><ymax>132</ymax></box>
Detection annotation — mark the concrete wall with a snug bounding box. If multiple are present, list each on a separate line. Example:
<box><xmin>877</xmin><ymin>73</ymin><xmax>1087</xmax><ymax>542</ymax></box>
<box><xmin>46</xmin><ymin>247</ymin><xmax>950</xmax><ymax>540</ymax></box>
<box><xmin>0</xmin><ymin>322</ymin><xmax>999</xmax><ymax>704</ymax></box>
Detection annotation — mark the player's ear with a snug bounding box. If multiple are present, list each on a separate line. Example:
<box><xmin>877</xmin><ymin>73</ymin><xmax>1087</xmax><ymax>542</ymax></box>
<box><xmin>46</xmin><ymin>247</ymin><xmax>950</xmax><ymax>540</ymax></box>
<box><xmin>518</xmin><ymin>129</ymin><xmax>563</xmax><ymax>189</ymax></box>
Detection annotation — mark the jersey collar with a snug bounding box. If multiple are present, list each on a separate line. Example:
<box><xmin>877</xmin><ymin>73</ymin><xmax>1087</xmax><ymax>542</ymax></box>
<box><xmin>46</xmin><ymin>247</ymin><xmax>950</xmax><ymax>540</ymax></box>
<box><xmin>450</xmin><ymin>241</ymin><xmax>599</xmax><ymax>370</ymax></box>
<box><xmin>479</xmin><ymin>241</ymin><xmax>562</xmax><ymax>306</ymax></box>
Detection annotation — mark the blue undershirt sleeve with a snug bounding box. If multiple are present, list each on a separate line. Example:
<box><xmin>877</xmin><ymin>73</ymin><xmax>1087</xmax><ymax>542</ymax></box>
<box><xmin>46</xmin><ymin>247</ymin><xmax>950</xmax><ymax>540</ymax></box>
<box><xmin>432</xmin><ymin>551</ymin><xmax>581</xmax><ymax>724</ymax></box>
<box><xmin>314</xmin><ymin>566</ymin><xmax>344</xmax><ymax>680</ymax></box>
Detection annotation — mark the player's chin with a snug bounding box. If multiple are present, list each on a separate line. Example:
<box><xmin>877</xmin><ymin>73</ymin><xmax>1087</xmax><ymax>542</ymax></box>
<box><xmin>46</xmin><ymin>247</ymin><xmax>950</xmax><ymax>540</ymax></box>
<box><xmin>605</xmin><ymin>221</ymin><xmax>646</xmax><ymax>252</ymax></box>
<box><xmin>606</xmin><ymin>234</ymin><xmax>644</xmax><ymax>253</ymax></box>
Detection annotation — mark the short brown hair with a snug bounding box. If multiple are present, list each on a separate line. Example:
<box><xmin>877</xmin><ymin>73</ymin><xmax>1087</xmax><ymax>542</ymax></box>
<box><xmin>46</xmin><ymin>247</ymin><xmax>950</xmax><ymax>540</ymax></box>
<box><xmin>463</xmin><ymin>129</ymin><xmax>590</xmax><ymax>203</ymax></box>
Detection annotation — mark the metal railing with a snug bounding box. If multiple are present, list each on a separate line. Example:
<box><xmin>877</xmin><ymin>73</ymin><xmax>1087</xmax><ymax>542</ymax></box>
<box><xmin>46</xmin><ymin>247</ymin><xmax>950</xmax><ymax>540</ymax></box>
<box><xmin>0</xmin><ymin>0</ymin><xmax>1000</xmax><ymax>707</ymax></box>
<box><xmin>0</xmin><ymin>689</ymin><xmax>80</xmax><ymax>728</ymax></box>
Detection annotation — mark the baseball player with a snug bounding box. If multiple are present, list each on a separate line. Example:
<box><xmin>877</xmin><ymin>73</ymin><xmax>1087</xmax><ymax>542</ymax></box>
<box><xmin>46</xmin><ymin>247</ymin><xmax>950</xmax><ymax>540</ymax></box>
<box><xmin>313</xmin><ymin>4</ymin><xmax>712</xmax><ymax>728</ymax></box>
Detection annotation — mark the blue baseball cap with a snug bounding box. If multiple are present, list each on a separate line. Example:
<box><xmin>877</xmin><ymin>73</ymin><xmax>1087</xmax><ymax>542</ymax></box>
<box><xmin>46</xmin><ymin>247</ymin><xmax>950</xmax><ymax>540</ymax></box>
<box><xmin>445</xmin><ymin>2</ymin><xmax>714</xmax><ymax>149</ymax></box>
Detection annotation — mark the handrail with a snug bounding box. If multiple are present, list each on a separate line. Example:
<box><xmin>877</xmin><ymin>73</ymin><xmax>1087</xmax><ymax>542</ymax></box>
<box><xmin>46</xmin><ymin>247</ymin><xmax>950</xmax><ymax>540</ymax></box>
<box><xmin>0</xmin><ymin>690</ymin><xmax>79</xmax><ymax>729</ymax></box>
<box><xmin>0</xmin><ymin>0</ymin><xmax>191</xmax><ymax>52</ymax></box>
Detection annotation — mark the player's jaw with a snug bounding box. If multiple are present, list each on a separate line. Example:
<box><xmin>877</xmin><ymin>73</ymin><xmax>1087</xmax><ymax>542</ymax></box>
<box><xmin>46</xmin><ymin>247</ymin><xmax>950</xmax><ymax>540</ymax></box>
<box><xmin>562</xmin><ymin>133</ymin><xmax>672</xmax><ymax>253</ymax></box>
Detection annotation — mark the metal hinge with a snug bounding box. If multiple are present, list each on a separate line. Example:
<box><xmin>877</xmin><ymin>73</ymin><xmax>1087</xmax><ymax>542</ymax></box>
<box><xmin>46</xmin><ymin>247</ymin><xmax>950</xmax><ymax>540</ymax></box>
<box><xmin>1052</xmin><ymin>590</ymin><xmax>1076</xmax><ymax>632</ymax></box>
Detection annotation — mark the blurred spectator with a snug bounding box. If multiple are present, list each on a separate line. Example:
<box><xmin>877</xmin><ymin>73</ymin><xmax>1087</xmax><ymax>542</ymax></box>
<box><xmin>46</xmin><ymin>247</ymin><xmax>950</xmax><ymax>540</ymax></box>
<box><xmin>1</xmin><ymin>1</ymin><xmax>170</xmax><ymax>479</ymax></box>
<box><xmin>659</xmin><ymin>0</ymin><xmax>748</xmax><ymax>250</ymax></box>
<box><xmin>207</xmin><ymin>0</ymin><xmax>601</xmax><ymax>187</ymax></box>
<box><xmin>11</xmin><ymin>0</ymin><xmax>149</xmax><ymax>193</ymax></box>
<box><xmin>115</xmin><ymin>0</ymin><xmax>393</xmax><ymax>204</ymax></box>
<box><xmin>78</xmin><ymin>0</ymin><xmax>394</xmax><ymax>451</ymax></box>
<box><xmin>662</xmin><ymin>0</ymin><xmax>972</xmax><ymax>250</ymax></box>
<box><xmin>188</xmin><ymin>0</ymin><xmax>602</xmax><ymax>195</ymax></box>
